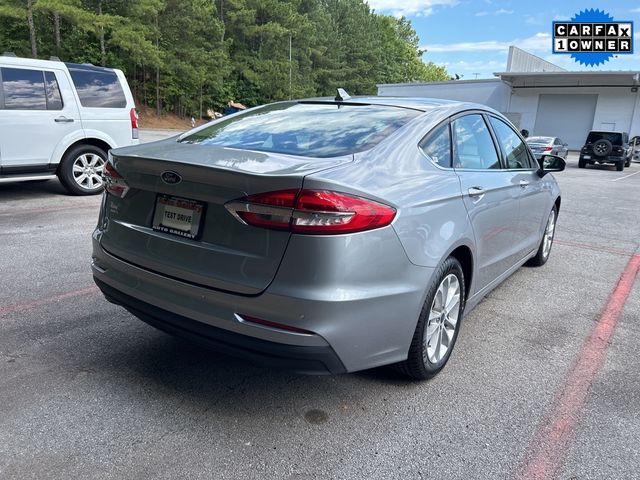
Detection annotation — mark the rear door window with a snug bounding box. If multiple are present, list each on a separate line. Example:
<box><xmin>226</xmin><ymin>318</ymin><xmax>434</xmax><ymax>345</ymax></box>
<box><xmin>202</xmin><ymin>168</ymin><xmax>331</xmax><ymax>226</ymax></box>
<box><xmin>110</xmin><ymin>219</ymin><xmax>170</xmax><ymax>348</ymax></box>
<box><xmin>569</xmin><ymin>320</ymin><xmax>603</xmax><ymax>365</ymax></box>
<box><xmin>68</xmin><ymin>68</ymin><xmax>126</xmax><ymax>108</ymax></box>
<box><xmin>1</xmin><ymin>67</ymin><xmax>47</xmax><ymax>110</ymax></box>
<box><xmin>180</xmin><ymin>102</ymin><xmax>421</xmax><ymax>158</ymax></box>
<box><xmin>451</xmin><ymin>114</ymin><xmax>501</xmax><ymax>170</ymax></box>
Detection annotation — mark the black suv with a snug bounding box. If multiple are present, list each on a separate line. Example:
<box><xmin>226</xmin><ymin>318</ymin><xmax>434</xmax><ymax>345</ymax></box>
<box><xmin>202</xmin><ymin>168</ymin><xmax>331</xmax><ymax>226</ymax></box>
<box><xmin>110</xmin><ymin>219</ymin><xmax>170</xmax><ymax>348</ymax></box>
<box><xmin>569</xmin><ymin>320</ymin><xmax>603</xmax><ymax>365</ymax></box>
<box><xmin>579</xmin><ymin>131</ymin><xmax>631</xmax><ymax>171</ymax></box>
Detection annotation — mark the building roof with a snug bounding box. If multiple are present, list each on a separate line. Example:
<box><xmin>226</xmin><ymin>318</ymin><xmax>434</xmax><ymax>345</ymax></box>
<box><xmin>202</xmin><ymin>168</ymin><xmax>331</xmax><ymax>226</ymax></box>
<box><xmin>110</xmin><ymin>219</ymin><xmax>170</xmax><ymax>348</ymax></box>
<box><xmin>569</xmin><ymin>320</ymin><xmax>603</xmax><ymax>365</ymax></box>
<box><xmin>506</xmin><ymin>46</ymin><xmax>566</xmax><ymax>73</ymax></box>
<box><xmin>496</xmin><ymin>70</ymin><xmax>640</xmax><ymax>87</ymax></box>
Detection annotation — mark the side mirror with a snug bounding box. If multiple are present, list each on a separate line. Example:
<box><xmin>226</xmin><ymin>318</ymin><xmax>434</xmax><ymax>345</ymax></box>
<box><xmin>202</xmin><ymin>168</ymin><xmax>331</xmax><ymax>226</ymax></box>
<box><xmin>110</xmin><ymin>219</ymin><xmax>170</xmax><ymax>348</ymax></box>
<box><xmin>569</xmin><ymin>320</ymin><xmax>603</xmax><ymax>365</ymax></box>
<box><xmin>538</xmin><ymin>154</ymin><xmax>566</xmax><ymax>176</ymax></box>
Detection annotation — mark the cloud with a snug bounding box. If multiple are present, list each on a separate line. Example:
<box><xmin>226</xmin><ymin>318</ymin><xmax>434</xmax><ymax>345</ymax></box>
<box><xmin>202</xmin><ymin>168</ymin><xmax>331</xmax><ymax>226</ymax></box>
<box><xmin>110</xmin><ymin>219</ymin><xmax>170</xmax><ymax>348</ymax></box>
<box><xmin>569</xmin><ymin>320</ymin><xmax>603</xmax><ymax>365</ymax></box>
<box><xmin>630</xmin><ymin>7</ymin><xmax>640</xmax><ymax>13</ymax></box>
<box><xmin>423</xmin><ymin>33</ymin><xmax>552</xmax><ymax>53</ymax></box>
<box><xmin>476</xmin><ymin>8</ymin><xmax>513</xmax><ymax>17</ymax></box>
<box><xmin>367</xmin><ymin>0</ymin><xmax>458</xmax><ymax>17</ymax></box>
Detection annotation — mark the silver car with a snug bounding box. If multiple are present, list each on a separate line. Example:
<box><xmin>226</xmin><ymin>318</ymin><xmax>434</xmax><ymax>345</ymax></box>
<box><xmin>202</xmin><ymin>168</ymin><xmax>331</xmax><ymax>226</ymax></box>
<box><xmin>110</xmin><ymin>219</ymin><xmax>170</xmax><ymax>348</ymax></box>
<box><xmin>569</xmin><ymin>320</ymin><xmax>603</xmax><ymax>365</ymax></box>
<box><xmin>92</xmin><ymin>96</ymin><xmax>564</xmax><ymax>379</ymax></box>
<box><xmin>526</xmin><ymin>136</ymin><xmax>569</xmax><ymax>160</ymax></box>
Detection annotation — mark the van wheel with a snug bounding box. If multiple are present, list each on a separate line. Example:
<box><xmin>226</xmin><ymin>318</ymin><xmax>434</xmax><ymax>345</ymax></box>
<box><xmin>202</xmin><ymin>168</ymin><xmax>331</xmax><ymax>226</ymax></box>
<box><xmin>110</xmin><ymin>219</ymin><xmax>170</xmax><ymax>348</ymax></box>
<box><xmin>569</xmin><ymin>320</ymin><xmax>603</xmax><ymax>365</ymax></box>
<box><xmin>58</xmin><ymin>145</ymin><xmax>107</xmax><ymax>195</ymax></box>
<box><xmin>396</xmin><ymin>257</ymin><xmax>465</xmax><ymax>380</ymax></box>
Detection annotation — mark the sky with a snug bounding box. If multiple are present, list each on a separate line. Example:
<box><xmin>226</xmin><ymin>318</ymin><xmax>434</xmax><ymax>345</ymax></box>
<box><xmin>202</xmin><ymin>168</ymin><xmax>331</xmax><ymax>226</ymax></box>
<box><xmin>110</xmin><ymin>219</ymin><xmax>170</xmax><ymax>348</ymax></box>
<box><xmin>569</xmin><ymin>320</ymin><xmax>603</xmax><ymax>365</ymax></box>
<box><xmin>367</xmin><ymin>0</ymin><xmax>640</xmax><ymax>79</ymax></box>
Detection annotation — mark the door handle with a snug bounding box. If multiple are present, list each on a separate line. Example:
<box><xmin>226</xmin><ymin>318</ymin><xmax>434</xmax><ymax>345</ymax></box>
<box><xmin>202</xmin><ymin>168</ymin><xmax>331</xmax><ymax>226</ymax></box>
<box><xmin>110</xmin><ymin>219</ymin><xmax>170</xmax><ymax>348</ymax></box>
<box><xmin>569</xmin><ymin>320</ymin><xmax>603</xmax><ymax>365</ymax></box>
<box><xmin>54</xmin><ymin>117</ymin><xmax>74</xmax><ymax>123</ymax></box>
<box><xmin>519</xmin><ymin>180</ymin><xmax>530</xmax><ymax>188</ymax></box>
<box><xmin>468</xmin><ymin>186</ymin><xmax>484</xmax><ymax>197</ymax></box>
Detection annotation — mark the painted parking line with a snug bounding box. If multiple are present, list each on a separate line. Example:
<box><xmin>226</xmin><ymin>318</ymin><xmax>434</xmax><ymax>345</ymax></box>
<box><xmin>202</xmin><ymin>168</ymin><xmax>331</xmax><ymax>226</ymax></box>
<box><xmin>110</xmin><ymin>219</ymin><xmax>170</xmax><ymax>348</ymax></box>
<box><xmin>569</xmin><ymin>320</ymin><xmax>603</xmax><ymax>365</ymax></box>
<box><xmin>0</xmin><ymin>286</ymin><xmax>98</xmax><ymax>316</ymax></box>
<box><xmin>611</xmin><ymin>170</ymin><xmax>640</xmax><ymax>182</ymax></box>
<box><xmin>554</xmin><ymin>239</ymin><xmax>637</xmax><ymax>257</ymax></box>
<box><xmin>519</xmin><ymin>252</ymin><xmax>640</xmax><ymax>480</ymax></box>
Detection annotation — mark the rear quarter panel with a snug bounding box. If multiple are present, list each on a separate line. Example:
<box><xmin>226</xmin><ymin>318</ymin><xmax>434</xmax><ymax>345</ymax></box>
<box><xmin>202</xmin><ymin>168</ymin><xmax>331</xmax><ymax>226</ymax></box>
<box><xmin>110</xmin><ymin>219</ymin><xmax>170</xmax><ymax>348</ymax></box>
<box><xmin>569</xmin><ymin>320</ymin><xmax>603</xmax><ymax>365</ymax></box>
<box><xmin>303</xmin><ymin>110</ymin><xmax>476</xmax><ymax>280</ymax></box>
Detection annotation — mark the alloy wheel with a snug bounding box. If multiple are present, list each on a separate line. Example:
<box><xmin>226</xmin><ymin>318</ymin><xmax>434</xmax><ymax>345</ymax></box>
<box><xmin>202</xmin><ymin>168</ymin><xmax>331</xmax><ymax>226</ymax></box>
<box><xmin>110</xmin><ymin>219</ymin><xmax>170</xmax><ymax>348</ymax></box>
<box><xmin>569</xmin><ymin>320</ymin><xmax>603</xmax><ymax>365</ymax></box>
<box><xmin>424</xmin><ymin>274</ymin><xmax>461</xmax><ymax>364</ymax></box>
<box><xmin>542</xmin><ymin>209</ymin><xmax>556</xmax><ymax>259</ymax></box>
<box><xmin>72</xmin><ymin>153</ymin><xmax>105</xmax><ymax>190</ymax></box>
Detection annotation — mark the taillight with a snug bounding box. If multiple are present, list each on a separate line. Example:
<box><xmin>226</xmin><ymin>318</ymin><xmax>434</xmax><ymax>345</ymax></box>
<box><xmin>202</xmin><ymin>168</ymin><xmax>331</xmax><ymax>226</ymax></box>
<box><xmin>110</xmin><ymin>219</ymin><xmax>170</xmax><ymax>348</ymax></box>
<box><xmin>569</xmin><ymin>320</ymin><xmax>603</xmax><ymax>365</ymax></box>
<box><xmin>104</xmin><ymin>156</ymin><xmax>129</xmax><ymax>198</ymax></box>
<box><xmin>225</xmin><ymin>189</ymin><xmax>396</xmax><ymax>235</ymax></box>
<box><xmin>543</xmin><ymin>146</ymin><xmax>553</xmax><ymax>151</ymax></box>
<box><xmin>130</xmin><ymin>108</ymin><xmax>139</xmax><ymax>139</ymax></box>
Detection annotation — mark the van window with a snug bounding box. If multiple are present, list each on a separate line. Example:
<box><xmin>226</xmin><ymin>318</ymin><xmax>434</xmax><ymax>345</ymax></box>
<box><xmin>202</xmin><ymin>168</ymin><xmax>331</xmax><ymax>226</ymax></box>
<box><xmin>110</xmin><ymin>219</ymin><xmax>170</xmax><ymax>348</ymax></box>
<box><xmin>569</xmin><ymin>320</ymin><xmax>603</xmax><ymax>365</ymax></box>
<box><xmin>68</xmin><ymin>68</ymin><xmax>126</xmax><ymax>108</ymax></box>
<box><xmin>1</xmin><ymin>67</ymin><xmax>47</xmax><ymax>110</ymax></box>
<box><xmin>44</xmin><ymin>71</ymin><xmax>63</xmax><ymax>110</ymax></box>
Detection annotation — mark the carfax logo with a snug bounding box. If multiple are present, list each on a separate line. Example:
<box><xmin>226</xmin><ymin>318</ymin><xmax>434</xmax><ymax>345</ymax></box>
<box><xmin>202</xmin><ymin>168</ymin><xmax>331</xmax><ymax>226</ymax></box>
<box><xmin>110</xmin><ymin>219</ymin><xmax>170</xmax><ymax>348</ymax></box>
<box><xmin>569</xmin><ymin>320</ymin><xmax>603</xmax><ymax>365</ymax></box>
<box><xmin>552</xmin><ymin>9</ymin><xmax>634</xmax><ymax>66</ymax></box>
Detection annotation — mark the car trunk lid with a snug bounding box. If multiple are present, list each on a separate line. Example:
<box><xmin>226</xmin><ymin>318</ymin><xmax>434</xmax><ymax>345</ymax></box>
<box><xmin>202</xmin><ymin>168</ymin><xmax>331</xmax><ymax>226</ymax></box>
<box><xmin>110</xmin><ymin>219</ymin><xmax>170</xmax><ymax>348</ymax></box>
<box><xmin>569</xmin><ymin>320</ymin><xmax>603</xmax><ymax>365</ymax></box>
<box><xmin>99</xmin><ymin>139</ymin><xmax>351</xmax><ymax>294</ymax></box>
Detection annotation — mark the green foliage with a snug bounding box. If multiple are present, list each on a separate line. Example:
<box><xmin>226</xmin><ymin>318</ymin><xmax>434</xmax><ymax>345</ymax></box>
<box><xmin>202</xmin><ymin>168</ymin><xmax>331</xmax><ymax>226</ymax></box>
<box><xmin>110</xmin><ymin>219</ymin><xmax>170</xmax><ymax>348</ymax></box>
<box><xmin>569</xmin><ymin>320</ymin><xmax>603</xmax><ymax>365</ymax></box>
<box><xmin>0</xmin><ymin>0</ymin><xmax>448</xmax><ymax>116</ymax></box>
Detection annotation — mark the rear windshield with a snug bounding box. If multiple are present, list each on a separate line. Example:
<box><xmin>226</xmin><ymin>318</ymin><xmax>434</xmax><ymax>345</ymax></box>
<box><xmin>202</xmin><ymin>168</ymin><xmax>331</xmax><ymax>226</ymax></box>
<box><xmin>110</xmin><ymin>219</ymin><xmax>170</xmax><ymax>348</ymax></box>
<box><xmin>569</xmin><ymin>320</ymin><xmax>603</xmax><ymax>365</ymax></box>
<box><xmin>586</xmin><ymin>131</ymin><xmax>622</xmax><ymax>144</ymax></box>
<box><xmin>526</xmin><ymin>136</ymin><xmax>553</xmax><ymax>144</ymax></box>
<box><xmin>179</xmin><ymin>102</ymin><xmax>421</xmax><ymax>157</ymax></box>
<box><xmin>68</xmin><ymin>68</ymin><xmax>126</xmax><ymax>108</ymax></box>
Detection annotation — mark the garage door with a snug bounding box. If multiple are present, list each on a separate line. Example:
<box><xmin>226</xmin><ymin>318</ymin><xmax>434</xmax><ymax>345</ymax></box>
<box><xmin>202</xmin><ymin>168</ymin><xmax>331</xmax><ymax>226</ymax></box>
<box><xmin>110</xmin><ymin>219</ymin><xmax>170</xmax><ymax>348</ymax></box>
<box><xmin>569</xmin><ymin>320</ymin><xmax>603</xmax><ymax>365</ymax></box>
<box><xmin>533</xmin><ymin>94</ymin><xmax>597</xmax><ymax>149</ymax></box>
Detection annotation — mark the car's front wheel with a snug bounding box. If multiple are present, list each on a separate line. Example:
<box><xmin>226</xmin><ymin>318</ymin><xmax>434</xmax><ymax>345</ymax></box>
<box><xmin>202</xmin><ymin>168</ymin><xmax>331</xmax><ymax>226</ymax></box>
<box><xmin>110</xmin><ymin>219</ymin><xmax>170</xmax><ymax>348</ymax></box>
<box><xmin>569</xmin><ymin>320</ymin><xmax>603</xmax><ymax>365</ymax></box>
<box><xmin>58</xmin><ymin>144</ymin><xmax>107</xmax><ymax>195</ymax></box>
<box><xmin>397</xmin><ymin>257</ymin><xmax>465</xmax><ymax>380</ymax></box>
<box><xmin>526</xmin><ymin>205</ymin><xmax>557</xmax><ymax>267</ymax></box>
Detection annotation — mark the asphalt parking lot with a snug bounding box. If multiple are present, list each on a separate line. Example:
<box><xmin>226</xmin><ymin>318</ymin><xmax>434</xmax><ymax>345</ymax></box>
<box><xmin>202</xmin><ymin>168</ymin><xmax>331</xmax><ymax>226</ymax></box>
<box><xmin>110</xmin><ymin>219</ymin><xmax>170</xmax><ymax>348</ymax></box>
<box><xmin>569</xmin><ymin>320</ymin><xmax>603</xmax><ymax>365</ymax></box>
<box><xmin>1</xmin><ymin>134</ymin><xmax>639</xmax><ymax>479</ymax></box>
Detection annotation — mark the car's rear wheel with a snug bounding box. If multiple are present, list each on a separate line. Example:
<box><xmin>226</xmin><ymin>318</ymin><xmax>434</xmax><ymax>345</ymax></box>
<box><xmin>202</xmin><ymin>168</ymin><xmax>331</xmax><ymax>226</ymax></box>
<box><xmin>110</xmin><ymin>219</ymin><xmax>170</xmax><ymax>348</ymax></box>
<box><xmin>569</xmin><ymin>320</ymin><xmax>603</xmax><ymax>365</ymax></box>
<box><xmin>58</xmin><ymin>145</ymin><xmax>107</xmax><ymax>195</ymax></box>
<box><xmin>526</xmin><ymin>205</ymin><xmax>557</xmax><ymax>267</ymax></box>
<box><xmin>397</xmin><ymin>257</ymin><xmax>465</xmax><ymax>380</ymax></box>
<box><xmin>578</xmin><ymin>158</ymin><xmax>586</xmax><ymax>168</ymax></box>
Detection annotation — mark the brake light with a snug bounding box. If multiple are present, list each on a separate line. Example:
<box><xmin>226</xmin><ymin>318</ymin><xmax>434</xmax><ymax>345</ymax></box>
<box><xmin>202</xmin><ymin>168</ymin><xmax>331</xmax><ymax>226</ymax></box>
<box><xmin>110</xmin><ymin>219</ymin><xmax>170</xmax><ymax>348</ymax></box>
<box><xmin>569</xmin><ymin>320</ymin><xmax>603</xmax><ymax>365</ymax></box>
<box><xmin>104</xmin><ymin>158</ymin><xmax>129</xmax><ymax>198</ymax></box>
<box><xmin>130</xmin><ymin>108</ymin><xmax>139</xmax><ymax>139</ymax></box>
<box><xmin>225</xmin><ymin>189</ymin><xmax>396</xmax><ymax>235</ymax></box>
<box><xmin>543</xmin><ymin>146</ymin><xmax>553</xmax><ymax>151</ymax></box>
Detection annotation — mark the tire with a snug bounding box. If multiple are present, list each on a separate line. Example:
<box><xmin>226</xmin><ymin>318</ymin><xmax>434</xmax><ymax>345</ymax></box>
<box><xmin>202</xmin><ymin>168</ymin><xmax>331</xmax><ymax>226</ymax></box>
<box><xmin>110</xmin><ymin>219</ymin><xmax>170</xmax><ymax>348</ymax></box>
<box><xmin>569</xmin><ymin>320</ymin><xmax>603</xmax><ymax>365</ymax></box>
<box><xmin>526</xmin><ymin>206</ymin><xmax>557</xmax><ymax>267</ymax></box>
<box><xmin>592</xmin><ymin>139</ymin><xmax>612</xmax><ymax>157</ymax></box>
<box><xmin>396</xmin><ymin>257</ymin><xmax>465</xmax><ymax>380</ymax></box>
<box><xmin>578</xmin><ymin>157</ymin><xmax>586</xmax><ymax>168</ymax></box>
<box><xmin>616</xmin><ymin>161</ymin><xmax>624</xmax><ymax>172</ymax></box>
<box><xmin>58</xmin><ymin>144</ymin><xmax>107</xmax><ymax>195</ymax></box>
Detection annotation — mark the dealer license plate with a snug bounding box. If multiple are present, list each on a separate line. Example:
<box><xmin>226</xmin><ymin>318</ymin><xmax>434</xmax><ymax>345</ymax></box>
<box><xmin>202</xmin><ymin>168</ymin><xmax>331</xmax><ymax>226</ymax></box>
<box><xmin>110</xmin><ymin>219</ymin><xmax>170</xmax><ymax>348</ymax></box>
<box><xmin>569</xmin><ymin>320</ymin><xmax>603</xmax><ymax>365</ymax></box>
<box><xmin>152</xmin><ymin>195</ymin><xmax>205</xmax><ymax>239</ymax></box>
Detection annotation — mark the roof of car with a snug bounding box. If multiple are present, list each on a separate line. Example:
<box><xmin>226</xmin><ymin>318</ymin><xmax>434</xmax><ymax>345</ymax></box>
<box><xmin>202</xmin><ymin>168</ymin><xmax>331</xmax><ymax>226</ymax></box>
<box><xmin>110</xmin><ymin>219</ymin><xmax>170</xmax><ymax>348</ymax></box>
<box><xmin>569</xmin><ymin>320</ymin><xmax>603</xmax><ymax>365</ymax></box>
<box><xmin>298</xmin><ymin>96</ymin><xmax>486</xmax><ymax>113</ymax></box>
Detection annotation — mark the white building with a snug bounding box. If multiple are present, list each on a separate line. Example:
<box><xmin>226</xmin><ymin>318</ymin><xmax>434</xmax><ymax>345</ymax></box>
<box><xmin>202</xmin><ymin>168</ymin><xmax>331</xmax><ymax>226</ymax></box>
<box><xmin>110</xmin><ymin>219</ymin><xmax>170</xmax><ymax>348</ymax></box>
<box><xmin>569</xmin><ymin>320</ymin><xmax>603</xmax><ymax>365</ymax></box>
<box><xmin>377</xmin><ymin>47</ymin><xmax>640</xmax><ymax>149</ymax></box>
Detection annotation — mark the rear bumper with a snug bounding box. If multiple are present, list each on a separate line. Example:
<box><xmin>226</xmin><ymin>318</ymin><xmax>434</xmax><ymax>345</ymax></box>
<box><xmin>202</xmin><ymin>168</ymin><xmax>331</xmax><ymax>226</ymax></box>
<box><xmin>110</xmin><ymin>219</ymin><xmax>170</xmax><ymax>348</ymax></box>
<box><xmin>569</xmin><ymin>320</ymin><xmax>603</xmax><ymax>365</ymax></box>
<box><xmin>91</xmin><ymin>226</ymin><xmax>433</xmax><ymax>373</ymax></box>
<box><xmin>580</xmin><ymin>154</ymin><xmax>624</xmax><ymax>163</ymax></box>
<box><xmin>95</xmin><ymin>277</ymin><xmax>346</xmax><ymax>374</ymax></box>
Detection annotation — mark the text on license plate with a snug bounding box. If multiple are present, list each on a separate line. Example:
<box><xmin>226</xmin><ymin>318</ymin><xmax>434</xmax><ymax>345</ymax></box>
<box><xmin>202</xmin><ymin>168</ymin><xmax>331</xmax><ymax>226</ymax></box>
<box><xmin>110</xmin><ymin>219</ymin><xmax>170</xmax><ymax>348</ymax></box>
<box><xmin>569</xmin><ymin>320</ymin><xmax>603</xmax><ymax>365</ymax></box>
<box><xmin>152</xmin><ymin>195</ymin><xmax>204</xmax><ymax>239</ymax></box>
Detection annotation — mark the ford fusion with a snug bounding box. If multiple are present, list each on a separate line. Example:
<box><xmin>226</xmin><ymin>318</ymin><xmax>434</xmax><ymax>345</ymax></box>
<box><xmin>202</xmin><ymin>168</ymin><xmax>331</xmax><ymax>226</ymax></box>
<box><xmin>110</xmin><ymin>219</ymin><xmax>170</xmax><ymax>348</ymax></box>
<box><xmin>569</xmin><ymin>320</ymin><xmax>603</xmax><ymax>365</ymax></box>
<box><xmin>92</xmin><ymin>96</ymin><xmax>564</xmax><ymax>379</ymax></box>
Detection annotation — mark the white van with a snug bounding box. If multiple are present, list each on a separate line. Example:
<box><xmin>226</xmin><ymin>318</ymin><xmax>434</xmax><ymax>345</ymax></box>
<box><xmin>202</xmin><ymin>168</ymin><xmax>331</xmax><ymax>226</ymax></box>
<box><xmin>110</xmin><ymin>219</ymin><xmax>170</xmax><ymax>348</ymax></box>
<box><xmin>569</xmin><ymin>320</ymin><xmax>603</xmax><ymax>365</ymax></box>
<box><xmin>0</xmin><ymin>54</ymin><xmax>139</xmax><ymax>194</ymax></box>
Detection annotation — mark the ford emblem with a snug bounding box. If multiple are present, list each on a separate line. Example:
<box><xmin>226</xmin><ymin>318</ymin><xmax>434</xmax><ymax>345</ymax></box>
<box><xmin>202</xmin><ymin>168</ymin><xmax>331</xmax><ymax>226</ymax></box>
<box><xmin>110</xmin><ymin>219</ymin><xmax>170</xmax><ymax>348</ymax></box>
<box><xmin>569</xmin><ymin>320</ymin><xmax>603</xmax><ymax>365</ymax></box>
<box><xmin>161</xmin><ymin>171</ymin><xmax>182</xmax><ymax>185</ymax></box>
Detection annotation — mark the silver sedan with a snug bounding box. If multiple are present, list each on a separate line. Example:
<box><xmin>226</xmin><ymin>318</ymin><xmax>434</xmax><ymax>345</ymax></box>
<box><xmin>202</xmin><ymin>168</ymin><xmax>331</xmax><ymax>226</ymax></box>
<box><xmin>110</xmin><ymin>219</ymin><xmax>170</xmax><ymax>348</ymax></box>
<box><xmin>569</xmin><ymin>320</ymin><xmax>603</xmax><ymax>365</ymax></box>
<box><xmin>92</xmin><ymin>95</ymin><xmax>564</xmax><ymax>380</ymax></box>
<box><xmin>526</xmin><ymin>136</ymin><xmax>569</xmax><ymax>160</ymax></box>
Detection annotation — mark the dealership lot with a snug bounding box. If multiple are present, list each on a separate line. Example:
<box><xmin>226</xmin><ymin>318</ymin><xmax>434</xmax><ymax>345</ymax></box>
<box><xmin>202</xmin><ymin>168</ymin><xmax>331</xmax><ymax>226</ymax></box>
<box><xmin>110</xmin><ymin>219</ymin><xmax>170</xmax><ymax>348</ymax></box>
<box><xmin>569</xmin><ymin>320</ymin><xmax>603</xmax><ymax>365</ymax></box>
<box><xmin>1</xmin><ymin>132</ymin><xmax>639</xmax><ymax>478</ymax></box>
